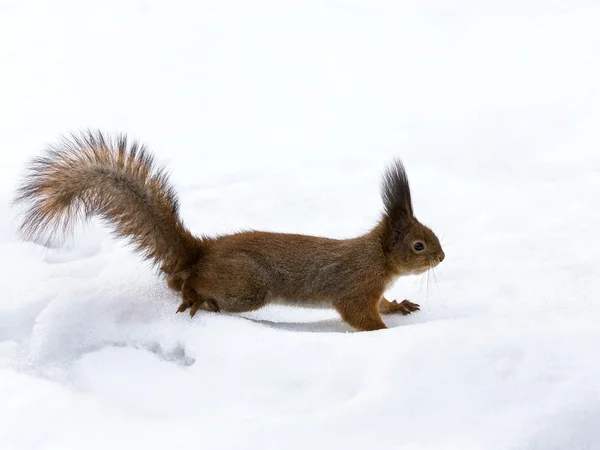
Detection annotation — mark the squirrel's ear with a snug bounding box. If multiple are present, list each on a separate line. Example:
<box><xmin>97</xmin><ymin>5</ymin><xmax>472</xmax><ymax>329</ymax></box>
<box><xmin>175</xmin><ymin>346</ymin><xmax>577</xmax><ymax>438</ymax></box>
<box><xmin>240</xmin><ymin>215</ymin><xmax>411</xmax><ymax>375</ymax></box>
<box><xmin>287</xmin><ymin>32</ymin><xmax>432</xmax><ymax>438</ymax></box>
<box><xmin>381</xmin><ymin>159</ymin><xmax>414</xmax><ymax>230</ymax></box>
<box><xmin>390</xmin><ymin>208</ymin><xmax>412</xmax><ymax>232</ymax></box>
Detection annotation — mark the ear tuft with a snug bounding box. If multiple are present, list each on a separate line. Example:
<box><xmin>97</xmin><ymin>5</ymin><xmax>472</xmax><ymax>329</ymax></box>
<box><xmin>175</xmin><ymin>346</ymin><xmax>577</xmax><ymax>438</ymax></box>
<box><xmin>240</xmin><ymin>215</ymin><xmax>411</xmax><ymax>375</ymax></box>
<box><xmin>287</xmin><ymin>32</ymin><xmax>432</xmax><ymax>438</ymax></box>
<box><xmin>381</xmin><ymin>159</ymin><xmax>413</xmax><ymax>229</ymax></box>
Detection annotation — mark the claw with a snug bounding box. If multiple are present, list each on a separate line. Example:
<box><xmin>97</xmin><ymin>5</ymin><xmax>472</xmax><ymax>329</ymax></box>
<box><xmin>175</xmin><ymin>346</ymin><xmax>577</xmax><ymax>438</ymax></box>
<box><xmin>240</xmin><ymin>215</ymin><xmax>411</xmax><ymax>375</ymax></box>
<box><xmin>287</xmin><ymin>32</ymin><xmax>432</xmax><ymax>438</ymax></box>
<box><xmin>399</xmin><ymin>300</ymin><xmax>420</xmax><ymax>312</ymax></box>
<box><xmin>206</xmin><ymin>299</ymin><xmax>220</xmax><ymax>313</ymax></box>
<box><xmin>176</xmin><ymin>301</ymin><xmax>191</xmax><ymax>313</ymax></box>
<box><xmin>189</xmin><ymin>302</ymin><xmax>200</xmax><ymax>317</ymax></box>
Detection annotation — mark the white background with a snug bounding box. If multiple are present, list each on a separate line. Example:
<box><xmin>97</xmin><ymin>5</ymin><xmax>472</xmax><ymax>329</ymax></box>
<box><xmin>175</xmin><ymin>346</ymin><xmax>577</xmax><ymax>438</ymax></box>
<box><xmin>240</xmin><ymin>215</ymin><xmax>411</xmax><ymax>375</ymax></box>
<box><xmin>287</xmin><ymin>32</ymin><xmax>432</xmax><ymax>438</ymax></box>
<box><xmin>1</xmin><ymin>1</ymin><xmax>599</xmax><ymax>449</ymax></box>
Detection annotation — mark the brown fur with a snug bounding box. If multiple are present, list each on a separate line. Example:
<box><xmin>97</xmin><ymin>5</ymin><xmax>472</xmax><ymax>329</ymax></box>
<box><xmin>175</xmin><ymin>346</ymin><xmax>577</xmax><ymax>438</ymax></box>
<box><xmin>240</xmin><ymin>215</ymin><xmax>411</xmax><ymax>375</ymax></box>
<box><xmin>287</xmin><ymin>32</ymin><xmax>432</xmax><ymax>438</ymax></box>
<box><xmin>14</xmin><ymin>130</ymin><xmax>445</xmax><ymax>331</ymax></box>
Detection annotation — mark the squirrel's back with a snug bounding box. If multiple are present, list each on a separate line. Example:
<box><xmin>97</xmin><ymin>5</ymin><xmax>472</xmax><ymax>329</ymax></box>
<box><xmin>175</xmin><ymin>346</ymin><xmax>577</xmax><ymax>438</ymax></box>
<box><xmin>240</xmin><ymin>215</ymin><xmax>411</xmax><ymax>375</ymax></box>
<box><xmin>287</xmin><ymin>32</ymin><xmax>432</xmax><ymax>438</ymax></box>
<box><xmin>14</xmin><ymin>130</ymin><xmax>201</xmax><ymax>273</ymax></box>
<box><xmin>203</xmin><ymin>229</ymin><xmax>388</xmax><ymax>303</ymax></box>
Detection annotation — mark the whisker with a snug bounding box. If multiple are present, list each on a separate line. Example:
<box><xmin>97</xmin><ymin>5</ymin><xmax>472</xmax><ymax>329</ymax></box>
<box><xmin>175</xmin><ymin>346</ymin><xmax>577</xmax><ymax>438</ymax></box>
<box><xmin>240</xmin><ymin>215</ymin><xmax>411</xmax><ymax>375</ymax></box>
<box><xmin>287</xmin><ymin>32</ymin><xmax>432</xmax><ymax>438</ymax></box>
<box><xmin>426</xmin><ymin>264</ymin><xmax>431</xmax><ymax>300</ymax></box>
<box><xmin>427</xmin><ymin>257</ymin><xmax>437</xmax><ymax>303</ymax></box>
<box><xmin>431</xmin><ymin>265</ymin><xmax>444</xmax><ymax>302</ymax></box>
<box><xmin>418</xmin><ymin>267</ymin><xmax>426</xmax><ymax>302</ymax></box>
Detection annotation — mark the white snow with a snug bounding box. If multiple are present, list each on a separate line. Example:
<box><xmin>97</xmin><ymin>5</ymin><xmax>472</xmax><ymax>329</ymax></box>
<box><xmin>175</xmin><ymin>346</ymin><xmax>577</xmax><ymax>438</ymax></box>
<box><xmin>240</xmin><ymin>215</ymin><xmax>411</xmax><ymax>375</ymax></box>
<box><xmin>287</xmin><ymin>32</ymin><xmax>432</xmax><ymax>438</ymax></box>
<box><xmin>1</xmin><ymin>0</ymin><xmax>600</xmax><ymax>449</ymax></box>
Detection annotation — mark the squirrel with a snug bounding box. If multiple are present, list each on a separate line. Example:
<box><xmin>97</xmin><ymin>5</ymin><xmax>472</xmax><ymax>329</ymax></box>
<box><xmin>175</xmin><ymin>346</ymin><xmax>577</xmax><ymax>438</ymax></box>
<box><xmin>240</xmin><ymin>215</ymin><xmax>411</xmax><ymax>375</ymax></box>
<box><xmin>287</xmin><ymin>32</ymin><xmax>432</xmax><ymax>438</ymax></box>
<box><xmin>14</xmin><ymin>130</ymin><xmax>445</xmax><ymax>331</ymax></box>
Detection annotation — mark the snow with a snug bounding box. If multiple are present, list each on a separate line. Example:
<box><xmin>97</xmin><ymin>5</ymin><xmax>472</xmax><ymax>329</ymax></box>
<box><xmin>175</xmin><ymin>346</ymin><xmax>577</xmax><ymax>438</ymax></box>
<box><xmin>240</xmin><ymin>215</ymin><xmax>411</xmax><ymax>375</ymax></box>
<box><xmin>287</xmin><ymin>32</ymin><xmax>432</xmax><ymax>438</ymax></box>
<box><xmin>1</xmin><ymin>0</ymin><xmax>599</xmax><ymax>448</ymax></box>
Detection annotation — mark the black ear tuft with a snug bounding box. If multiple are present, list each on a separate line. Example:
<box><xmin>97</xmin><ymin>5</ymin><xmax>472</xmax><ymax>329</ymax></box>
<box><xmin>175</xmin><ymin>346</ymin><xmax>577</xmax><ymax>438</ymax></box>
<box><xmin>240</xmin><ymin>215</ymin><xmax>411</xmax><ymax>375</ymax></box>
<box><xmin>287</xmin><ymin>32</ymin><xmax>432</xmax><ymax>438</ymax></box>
<box><xmin>381</xmin><ymin>159</ymin><xmax>414</xmax><ymax>229</ymax></box>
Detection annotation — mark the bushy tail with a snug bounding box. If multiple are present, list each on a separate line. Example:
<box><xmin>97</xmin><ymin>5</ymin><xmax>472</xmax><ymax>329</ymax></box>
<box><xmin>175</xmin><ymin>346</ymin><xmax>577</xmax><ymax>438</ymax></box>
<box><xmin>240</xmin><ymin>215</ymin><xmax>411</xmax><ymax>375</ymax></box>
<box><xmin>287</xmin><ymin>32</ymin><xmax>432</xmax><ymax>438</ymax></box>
<box><xmin>14</xmin><ymin>130</ymin><xmax>201</xmax><ymax>272</ymax></box>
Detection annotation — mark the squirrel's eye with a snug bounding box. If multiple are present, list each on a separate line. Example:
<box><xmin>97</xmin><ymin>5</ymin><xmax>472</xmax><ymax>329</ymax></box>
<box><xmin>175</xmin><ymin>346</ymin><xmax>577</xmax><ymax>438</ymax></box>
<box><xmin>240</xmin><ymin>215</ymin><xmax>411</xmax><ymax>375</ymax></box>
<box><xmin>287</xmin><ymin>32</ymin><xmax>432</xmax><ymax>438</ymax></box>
<box><xmin>413</xmin><ymin>242</ymin><xmax>425</xmax><ymax>251</ymax></box>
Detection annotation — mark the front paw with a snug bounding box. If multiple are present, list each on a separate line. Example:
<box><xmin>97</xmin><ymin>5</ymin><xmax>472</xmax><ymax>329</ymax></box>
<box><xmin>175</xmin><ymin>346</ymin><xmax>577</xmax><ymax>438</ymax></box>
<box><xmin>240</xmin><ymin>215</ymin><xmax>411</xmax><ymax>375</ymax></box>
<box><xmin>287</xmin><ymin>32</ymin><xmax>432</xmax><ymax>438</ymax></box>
<box><xmin>387</xmin><ymin>299</ymin><xmax>420</xmax><ymax>315</ymax></box>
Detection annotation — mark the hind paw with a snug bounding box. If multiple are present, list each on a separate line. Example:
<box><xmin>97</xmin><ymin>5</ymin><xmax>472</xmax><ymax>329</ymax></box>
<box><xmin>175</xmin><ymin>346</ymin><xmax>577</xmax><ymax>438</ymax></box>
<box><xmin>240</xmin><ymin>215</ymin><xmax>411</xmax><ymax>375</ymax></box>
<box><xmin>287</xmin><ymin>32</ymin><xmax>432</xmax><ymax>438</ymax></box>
<box><xmin>176</xmin><ymin>297</ymin><xmax>220</xmax><ymax>317</ymax></box>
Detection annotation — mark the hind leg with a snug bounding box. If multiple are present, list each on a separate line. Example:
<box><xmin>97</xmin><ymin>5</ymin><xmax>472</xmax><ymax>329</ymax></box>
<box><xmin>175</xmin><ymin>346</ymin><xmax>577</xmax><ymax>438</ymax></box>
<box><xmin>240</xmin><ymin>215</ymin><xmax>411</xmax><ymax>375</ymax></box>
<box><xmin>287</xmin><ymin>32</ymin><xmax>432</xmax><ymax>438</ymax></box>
<box><xmin>197</xmin><ymin>256</ymin><xmax>270</xmax><ymax>313</ymax></box>
<box><xmin>167</xmin><ymin>273</ymin><xmax>184</xmax><ymax>292</ymax></box>
<box><xmin>213</xmin><ymin>291</ymin><xmax>268</xmax><ymax>313</ymax></box>
<box><xmin>202</xmin><ymin>275</ymin><xmax>269</xmax><ymax>313</ymax></box>
<box><xmin>176</xmin><ymin>275</ymin><xmax>220</xmax><ymax>317</ymax></box>
<box><xmin>177</xmin><ymin>288</ymin><xmax>266</xmax><ymax>316</ymax></box>
<box><xmin>176</xmin><ymin>259</ymin><xmax>269</xmax><ymax>316</ymax></box>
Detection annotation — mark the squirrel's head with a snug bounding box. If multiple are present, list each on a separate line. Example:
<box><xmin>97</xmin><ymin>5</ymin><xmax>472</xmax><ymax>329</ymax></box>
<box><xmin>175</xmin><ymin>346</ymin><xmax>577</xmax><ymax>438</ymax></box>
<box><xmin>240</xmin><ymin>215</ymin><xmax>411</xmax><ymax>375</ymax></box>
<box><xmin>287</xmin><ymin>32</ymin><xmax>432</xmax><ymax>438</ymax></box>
<box><xmin>380</xmin><ymin>160</ymin><xmax>445</xmax><ymax>275</ymax></box>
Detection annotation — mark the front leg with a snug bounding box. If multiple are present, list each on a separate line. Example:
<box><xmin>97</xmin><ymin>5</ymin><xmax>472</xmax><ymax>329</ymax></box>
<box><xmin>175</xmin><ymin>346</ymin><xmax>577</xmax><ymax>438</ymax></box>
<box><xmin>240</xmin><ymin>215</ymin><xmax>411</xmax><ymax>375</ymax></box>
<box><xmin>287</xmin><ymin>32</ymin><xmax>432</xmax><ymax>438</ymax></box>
<box><xmin>334</xmin><ymin>297</ymin><xmax>387</xmax><ymax>331</ymax></box>
<box><xmin>379</xmin><ymin>297</ymin><xmax>420</xmax><ymax>315</ymax></box>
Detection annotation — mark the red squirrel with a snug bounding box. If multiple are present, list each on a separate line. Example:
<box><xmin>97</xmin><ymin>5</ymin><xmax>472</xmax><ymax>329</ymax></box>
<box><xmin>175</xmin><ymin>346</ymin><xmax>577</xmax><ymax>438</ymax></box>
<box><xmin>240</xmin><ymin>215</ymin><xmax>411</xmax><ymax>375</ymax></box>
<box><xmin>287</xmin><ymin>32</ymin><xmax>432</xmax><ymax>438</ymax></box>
<box><xmin>15</xmin><ymin>131</ymin><xmax>445</xmax><ymax>331</ymax></box>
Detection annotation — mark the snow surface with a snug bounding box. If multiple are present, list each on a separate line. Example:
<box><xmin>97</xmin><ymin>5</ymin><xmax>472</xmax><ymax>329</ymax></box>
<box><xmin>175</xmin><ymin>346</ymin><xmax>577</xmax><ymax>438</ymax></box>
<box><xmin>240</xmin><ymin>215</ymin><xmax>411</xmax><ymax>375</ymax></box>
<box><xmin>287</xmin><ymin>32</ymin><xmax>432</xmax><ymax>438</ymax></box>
<box><xmin>1</xmin><ymin>1</ymin><xmax>600</xmax><ymax>449</ymax></box>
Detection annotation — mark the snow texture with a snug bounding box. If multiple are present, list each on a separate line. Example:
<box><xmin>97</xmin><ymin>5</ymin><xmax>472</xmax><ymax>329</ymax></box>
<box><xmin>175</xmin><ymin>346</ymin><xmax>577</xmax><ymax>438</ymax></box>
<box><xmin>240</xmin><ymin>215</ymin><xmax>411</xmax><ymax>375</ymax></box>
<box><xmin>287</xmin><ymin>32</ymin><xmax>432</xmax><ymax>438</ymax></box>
<box><xmin>1</xmin><ymin>1</ymin><xmax>599</xmax><ymax>449</ymax></box>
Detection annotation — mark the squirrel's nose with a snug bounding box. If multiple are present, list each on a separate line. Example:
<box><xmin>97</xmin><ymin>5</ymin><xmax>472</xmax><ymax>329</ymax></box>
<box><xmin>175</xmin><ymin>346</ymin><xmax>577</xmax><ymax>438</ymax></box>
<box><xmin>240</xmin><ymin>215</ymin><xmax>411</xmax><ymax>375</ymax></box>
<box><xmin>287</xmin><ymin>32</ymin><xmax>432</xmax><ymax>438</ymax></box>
<box><xmin>438</xmin><ymin>251</ymin><xmax>445</xmax><ymax>263</ymax></box>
